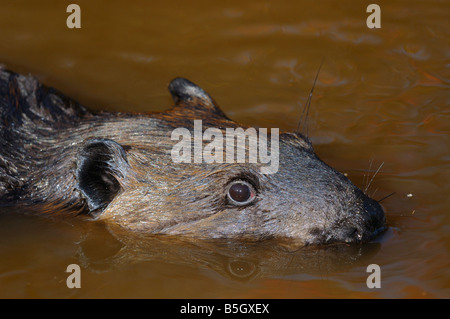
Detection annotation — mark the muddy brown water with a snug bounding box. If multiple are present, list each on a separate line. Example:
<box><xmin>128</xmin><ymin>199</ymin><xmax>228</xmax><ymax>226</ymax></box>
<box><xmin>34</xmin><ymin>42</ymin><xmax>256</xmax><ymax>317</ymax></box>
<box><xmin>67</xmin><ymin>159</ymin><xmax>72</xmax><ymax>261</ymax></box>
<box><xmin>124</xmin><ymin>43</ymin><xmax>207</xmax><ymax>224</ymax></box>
<box><xmin>0</xmin><ymin>0</ymin><xmax>448</xmax><ymax>298</ymax></box>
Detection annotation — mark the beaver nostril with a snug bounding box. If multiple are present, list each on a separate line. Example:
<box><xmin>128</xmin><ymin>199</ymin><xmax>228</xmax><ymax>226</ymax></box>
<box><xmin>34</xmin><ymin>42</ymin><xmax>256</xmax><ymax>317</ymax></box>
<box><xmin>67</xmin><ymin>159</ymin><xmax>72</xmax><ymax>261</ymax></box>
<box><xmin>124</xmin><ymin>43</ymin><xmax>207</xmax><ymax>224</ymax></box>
<box><xmin>346</xmin><ymin>228</ymin><xmax>363</xmax><ymax>243</ymax></box>
<box><xmin>362</xmin><ymin>197</ymin><xmax>386</xmax><ymax>231</ymax></box>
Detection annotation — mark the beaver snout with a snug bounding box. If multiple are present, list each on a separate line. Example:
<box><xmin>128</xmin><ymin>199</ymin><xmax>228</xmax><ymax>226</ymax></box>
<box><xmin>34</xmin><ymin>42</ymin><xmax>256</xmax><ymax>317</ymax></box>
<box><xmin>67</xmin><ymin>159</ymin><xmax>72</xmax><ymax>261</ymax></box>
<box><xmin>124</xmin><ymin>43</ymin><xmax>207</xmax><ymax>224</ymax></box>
<box><xmin>357</xmin><ymin>195</ymin><xmax>386</xmax><ymax>241</ymax></box>
<box><xmin>321</xmin><ymin>195</ymin><xmax>386</xmax><ymax>245</ymax></box>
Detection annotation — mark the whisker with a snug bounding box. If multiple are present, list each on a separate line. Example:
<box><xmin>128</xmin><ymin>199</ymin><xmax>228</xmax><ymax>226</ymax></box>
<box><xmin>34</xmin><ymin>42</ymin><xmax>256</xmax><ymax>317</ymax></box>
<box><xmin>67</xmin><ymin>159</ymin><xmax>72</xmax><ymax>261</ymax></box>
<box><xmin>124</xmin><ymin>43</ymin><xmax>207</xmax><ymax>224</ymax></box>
<box><xmin>377</xmin><ymin>191</ymin><xmax>395</xmax><ymax>203</ymax></box>
<box><xmin>371</xmin><ymin>187</ymin><xmax>379</xmax><ymax>199</ymax></box>
<box><xmin>364</xmin><ymin>159</ymin><xmax>374</xmax><ymax>194</ymax></box>
<box><xmin>364</xmin><ymin>161</ymin><xmax>384</xmax><ymax>194</ymax></box>
<box><xmin>296</xmin><ymin>59</ymin><xmax>324</xmax><ymax>136</ymax></box>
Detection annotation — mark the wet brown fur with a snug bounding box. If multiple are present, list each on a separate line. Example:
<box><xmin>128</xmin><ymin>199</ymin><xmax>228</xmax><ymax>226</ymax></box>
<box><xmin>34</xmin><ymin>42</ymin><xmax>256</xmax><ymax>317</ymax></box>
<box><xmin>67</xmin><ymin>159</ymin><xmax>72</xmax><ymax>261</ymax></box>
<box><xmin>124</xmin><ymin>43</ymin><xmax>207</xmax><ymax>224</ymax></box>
<box><xmin>0</xmin><ymin>67</ymin><xmax>386</xmax><ymax>244</ymax></box>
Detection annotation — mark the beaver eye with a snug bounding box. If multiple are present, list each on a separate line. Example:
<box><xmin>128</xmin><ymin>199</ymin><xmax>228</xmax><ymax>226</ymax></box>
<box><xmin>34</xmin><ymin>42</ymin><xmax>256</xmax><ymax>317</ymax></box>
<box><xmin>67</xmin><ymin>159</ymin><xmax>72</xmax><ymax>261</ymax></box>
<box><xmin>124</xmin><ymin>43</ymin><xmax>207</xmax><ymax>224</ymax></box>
<box><xmin>227</xmin><ymin>180</ymin><xmax>256</xmax><ymax>206</ymax></box>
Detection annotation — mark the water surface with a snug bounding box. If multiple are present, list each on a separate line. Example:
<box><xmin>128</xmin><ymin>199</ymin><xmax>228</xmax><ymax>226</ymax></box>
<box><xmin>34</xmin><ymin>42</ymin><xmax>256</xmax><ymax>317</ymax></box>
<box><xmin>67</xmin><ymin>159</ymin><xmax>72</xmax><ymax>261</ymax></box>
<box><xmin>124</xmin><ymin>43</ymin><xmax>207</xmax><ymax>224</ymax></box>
<box><xmin>0</xmin><ymin>0</ymin><xmax>448</xmax><ymax>298</ymax></box>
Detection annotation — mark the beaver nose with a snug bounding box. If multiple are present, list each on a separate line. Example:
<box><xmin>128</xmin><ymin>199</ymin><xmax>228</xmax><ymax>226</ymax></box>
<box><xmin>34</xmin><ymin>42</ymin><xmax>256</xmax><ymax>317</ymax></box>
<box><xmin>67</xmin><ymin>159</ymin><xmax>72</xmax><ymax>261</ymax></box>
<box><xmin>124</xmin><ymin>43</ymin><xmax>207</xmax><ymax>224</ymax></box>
<box><xmin>335</xmin><ymin>194</ymin><xmax>386</xmax><ymax>244</ymax></box>
<box><xmin>361</xmin><ymin>196</ymin><xmax>386</xmax><ymax>233</ymax></box>
<box><xmin>347</xmin><ymin>196</ymin><xmax>386</xmax><ymax>243</ymax></box>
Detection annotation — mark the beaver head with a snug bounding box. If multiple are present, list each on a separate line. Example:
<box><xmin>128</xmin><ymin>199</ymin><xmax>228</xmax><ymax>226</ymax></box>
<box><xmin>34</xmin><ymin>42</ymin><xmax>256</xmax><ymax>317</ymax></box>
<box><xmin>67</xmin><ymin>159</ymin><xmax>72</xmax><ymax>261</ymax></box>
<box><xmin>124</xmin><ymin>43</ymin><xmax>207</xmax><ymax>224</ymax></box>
<box><xmin>0</xmin><ymin>69</ymin><xmax>386</xmax><ymax>245</ymax></box>
<box><xmin>74</xmin><ymin>78</ymin><xmax>386</xmax><ymax>245</ymax></box>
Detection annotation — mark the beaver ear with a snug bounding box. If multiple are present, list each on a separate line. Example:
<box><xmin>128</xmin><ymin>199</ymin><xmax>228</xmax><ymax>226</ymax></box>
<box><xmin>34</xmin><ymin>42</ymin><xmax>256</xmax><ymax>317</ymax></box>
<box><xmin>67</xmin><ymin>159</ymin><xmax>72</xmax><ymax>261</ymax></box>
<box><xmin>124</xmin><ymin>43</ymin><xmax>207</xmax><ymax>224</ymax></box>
<box><xmin>168</xmin><ymin>77</ymin><xmax>229</xmax><ymax>118</ymax></box>
<box><xmin>76</xmin><ymin>139</ymin><xmax>130</xmax><ymax>214</ymax></box>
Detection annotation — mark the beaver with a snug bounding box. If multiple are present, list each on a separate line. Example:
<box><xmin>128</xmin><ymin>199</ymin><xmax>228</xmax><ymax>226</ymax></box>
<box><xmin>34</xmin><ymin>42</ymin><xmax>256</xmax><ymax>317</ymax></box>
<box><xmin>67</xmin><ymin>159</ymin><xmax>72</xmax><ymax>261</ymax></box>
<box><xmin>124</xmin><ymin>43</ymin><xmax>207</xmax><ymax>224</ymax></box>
<box><xmin>0</xmin><ymin>67</ymin><xmax>386</xmax><ymax>245</ymax></box>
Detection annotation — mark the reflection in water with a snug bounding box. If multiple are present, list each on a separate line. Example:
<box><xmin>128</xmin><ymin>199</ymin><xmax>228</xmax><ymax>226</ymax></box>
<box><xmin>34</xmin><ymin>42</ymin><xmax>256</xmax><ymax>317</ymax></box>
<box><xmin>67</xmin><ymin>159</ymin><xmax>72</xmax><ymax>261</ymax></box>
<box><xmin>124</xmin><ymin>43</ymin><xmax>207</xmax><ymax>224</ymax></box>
<box><xmin>76</xmin><ymin>222</ymin><xmax>380</xmax><ymax>282</ymax></box>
